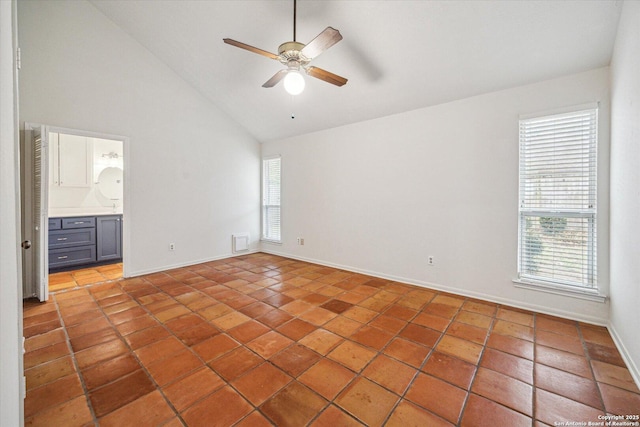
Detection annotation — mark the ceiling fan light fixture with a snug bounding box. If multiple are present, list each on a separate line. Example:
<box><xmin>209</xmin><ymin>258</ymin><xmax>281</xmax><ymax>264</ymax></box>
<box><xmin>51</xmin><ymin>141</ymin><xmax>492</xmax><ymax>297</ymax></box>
<box><xmin>284</xmin><ymin>69</ymin><xmax>305</xmax><ymax>95</ymax></box>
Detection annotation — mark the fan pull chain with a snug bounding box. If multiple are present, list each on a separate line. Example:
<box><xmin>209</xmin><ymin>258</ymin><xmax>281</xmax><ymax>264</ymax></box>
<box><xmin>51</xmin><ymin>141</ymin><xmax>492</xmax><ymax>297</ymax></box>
<box><xmin>290</xmin><ymin>94</ymin><xmax>296</xmax><ymax>119</ymax></box>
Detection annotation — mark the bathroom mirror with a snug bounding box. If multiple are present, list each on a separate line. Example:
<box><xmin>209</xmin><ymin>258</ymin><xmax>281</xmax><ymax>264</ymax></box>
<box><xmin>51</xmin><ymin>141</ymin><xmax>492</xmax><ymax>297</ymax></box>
<box><xmin>97</xmin><ymin>166</ymin><xmax>123</xmax><ymax>201</ymax></box>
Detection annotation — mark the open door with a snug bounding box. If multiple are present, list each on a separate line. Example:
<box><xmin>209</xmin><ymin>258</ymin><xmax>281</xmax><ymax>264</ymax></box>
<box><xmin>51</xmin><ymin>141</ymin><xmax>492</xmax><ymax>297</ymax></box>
<box><xmin>23</xmin><ymin>123</ymin><xmax>49</xmax><ymax>302</ymax></box>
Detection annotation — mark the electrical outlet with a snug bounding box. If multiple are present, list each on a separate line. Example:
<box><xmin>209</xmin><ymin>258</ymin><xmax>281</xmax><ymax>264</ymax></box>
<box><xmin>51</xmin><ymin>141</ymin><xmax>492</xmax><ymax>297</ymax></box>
<box><xmin>428</xmin><ymin>256</ymin><xmax>434</xmax><ymax>266</ymax></box>
<box><xmin>169</xmin><ymin>243</ymin><xmax>175</xmax><ymax>251</ymax></box>
<box><xmin>297</xmin><ymin>237</ymin><xmax>305</xmax><ymax>245</ymax></box>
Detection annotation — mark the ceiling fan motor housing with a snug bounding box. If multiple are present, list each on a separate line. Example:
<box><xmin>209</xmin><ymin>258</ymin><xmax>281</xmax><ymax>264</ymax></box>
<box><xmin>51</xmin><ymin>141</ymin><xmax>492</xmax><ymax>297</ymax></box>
<box><xmin>278</xmin><ymin>41</ymin><xmax>310</xmax><ymax>68</ymax></box>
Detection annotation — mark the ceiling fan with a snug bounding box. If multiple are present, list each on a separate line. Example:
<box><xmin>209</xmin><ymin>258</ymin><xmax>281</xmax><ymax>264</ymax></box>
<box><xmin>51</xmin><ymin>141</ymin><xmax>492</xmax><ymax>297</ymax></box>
<box><xmin>223</xmin><ymin>0</ymin><xmax>348</xmax><ymax>95</ymax></box>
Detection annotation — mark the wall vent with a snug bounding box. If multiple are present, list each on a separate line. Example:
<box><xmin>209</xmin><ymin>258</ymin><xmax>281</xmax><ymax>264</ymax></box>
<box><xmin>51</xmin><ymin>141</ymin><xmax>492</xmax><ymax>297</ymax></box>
<box><xmin>232</xmin><ymin>233</ymin><xmax>249</xmax><ymax>253</ymax></box>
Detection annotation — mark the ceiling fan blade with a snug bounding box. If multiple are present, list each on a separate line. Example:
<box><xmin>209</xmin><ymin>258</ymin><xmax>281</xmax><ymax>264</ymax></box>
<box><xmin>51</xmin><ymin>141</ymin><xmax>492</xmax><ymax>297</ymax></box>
<box><xmin>262</xmin><ymin>70</ymin><xmax>288</xmax><ymax>88</ymax></box>
<box><xmin>223</xmin><ymin>38</ymin><xmax>279</xmax><ymax>60</ymax></box>
<box><xmin>306</xmin><ymin>66</ymin><xmax>348</xmax><ymax>87</ymax></box>
<box><xmin>300</xmin><ymin>27</ymin><xmax>343</xmax><ymax>59</ymax></box>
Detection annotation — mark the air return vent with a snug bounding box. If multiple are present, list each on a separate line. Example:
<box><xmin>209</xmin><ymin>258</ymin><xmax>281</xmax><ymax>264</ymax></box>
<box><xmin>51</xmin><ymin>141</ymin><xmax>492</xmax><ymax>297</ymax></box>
<box><xmin>232</xmin><ymin>233</ymin><xmax>249</xmax><ymax>253</ymax></box>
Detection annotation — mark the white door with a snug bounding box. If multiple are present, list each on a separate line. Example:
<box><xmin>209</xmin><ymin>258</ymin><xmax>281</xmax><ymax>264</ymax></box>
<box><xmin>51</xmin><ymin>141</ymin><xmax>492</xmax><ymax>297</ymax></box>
<box><xmin>25</xmin><ymin>124</ymin><xmax>49</xmax><ymax>302</ymax></box>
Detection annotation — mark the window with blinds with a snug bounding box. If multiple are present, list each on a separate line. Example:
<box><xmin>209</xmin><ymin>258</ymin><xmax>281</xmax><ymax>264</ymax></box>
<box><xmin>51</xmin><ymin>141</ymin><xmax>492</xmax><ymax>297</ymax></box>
<box><xmin>262</xmin><ymin>157</ymin><xmax>281</xmax><ymax>242</ymax></box>
<box><xmin>518</xmin><ymin>107</ymin><xmax>597</xmax><ymax>290</ymax></box>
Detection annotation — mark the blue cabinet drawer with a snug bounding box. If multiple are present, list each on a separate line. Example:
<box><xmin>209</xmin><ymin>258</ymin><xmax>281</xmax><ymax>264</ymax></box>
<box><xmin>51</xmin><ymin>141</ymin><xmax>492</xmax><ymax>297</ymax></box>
<box><xmin>49</xmin><ymin>246</ymin><xmax>96</xmax><ymax>268</ymax></box>
<box><xmin>49</xmin><ymin>228</ymin><xmax>96</xmax><ymax>249</ymax></box>
<box><xmin>62</xmin><ymin>217</ymin><xmax>96</xmax><ymax>229</ymax></box>
<box><xmin>49</xmin><ymin>218</ymin><xmax>62</xmax><ymax>230</ymax></box>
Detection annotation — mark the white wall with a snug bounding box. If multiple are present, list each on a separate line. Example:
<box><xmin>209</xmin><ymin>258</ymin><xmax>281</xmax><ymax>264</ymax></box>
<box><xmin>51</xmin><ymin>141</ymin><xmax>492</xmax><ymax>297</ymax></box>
<box><xmin>0</xmin><ymin>0</ymin><xmax>24</xmax><ymax>425</ymax></box>
<box><xmin>18</xmin><ymin>0</ymin><xmax>261</xmax><ymax>276</ymax></box>
<box><xmin>609</xmin><ymin>0</ymin><xmax>640</xmax><ymax>385</ymax></box>
<box><xmin>262</xmin><ymin>68</ymin><xmax>611</xmax><ymax>324</ymax></box>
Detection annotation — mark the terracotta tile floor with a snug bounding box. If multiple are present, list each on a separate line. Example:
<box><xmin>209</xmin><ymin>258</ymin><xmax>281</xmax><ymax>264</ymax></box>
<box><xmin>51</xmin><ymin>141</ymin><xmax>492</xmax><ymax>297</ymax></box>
<box><xmin>23</xmin><ymin>253</ymin><xmax>640</xmax><ymax>426</ymax></box>
<box><xmin>48</xmin><ymin>263</ymin><xmax>123</xmax><ymax>292</ymax></box>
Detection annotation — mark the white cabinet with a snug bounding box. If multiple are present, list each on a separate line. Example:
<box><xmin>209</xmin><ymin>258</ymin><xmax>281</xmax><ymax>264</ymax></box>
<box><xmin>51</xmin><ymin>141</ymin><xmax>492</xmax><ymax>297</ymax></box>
<box><xmin>50</xmin><ymin>133</ymin><xmax>91</xmax><ymax>187</ymax></box>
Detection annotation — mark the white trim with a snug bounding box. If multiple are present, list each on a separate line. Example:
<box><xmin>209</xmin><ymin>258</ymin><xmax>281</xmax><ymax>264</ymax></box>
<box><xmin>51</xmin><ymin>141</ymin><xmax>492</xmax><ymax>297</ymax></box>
<box><xmin>261</xmin><ymin>248</ymin><xmax>609</xmax><ymax>326</ymax></box>
<box><xmin>125</xmin><ymin>249</ymin><xmax>259</xmax><ymax>278</ymax></box>
<box><xmin>27</xmin><ymin>125</ymin><xmax>132</xmax><ymax>278</ymax></box>
<box><xmin>519</xmin><ymin>101</ymin><xmax>600</xmax><ymax>120</ymax></box>
<box><xmin>512</xmin><ymin>279</ymin><xmax>607</xmax><ymax>303</ymax></box>
<box><xmin>608</xmin><ymin>322</ymin><xmax>640</xmax><ymax>390</ymax></box>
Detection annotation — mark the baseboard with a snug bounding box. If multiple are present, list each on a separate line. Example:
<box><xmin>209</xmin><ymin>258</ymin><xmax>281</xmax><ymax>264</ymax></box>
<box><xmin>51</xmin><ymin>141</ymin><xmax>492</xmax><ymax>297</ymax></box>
<box><xmin>260</xmin><ymin>248</ymin><xmax>608</xmax><ymax>326</ymax></box>
<box><xmin>125</xmin><ymin>249</ymin><xmax>259</xmax><ymax>278</ymax></box>
<box><xmin>607</xmin><ymin>322</ymin><xmax>640</xmax><ymax>390</ymax></box>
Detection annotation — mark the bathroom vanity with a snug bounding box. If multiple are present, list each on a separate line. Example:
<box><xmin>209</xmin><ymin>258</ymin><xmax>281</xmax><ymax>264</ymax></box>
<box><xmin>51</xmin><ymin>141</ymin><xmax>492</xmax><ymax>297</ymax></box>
<box><xmin>48</xmin><ymin>214</ymin><xmax>122</xmax><ymax>270</ymax></box>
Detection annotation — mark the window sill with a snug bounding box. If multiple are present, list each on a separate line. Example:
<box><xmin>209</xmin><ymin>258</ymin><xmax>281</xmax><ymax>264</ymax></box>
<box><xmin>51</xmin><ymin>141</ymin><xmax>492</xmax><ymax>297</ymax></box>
<box><xmin>513</xmin><ymin>279</ymin><xmax>607</xmax><ymax>303</ymax></box>
<box><xmin>260</xmin><ymin>238</ymin><xmax>282</xmax><ymax>245</ymax></box>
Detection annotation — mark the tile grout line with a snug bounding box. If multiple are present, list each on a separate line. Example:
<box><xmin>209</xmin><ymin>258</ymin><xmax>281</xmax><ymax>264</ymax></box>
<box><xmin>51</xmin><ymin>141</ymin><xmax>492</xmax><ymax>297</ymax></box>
<box><xmin>577</xmin><ymin>321</ymin><xmax>608</xmax><ymax>414</ymax></box>
<box><xmin>376</xmin><ymin>292</ymin><xmax>458</xmax><ymax>427</ymax></box>
<box><xmin>457</xmin><ymin>304</ymin><xmax>501</xmax><ymax>427</ymax></box>
<box><xmin>51</xmin><ymin>291</ymin><xmax>100</xmax><ymax>426</ymax></box>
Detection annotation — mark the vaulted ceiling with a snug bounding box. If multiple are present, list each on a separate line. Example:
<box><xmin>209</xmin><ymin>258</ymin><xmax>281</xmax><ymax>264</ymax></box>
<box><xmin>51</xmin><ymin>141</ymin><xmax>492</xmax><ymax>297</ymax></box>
<box><xmin>90</xmin><ymin>0</ymin><xmax>622</xmax><ymax>142</ymax></box>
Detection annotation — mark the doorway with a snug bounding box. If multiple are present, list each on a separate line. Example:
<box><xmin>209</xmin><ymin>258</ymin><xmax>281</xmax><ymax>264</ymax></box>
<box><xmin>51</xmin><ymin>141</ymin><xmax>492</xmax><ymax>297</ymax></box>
<box><xmin>21</xmin><ymin>124</ymin><xmax>129</xmax><ymax>301</ymax></box>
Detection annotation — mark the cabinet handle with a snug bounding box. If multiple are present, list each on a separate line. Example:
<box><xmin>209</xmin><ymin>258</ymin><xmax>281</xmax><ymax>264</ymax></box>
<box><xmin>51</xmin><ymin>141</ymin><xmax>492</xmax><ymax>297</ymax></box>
<box><xmin>58</xmin><ymin>256</ymin><xmax>68</xmax><ymax>259</ymax></box>
<box><xmin>74</xmin><ymin>221</ymin><xmax>85</xmax><ymax>224</ymax></box>
<box><xmin>57</xmin><ymin>237</ymin><xmax>68</xmax><ymax>241</ymax></box>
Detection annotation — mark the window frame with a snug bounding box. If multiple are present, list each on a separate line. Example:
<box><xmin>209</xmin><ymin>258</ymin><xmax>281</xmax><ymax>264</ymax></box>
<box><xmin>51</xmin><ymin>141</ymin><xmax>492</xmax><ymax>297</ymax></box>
<box><xmin>515</xmin><ymin>104</ymin><xmax>604</xmax><ymax>301</ymax></box>
<box><xmin>261</xmin><ymin>155</ymin><xmax>282</xmax><ymax>244</ymax></box>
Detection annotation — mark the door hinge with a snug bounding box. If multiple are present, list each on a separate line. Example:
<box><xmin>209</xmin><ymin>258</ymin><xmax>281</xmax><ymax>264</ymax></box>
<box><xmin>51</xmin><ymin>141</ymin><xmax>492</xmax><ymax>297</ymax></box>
<box><xmin>16</xmin><ymin>47</ymin><xmax>21</xmax><ymax>70</ymax></box>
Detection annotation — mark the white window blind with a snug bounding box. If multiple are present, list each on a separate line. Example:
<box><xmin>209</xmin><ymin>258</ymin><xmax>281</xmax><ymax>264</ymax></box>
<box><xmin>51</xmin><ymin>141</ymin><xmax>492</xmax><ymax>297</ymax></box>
<box><xmin>518</xmin><ymin>108</ymin><xmax>597</xmax><ymax>289</ymax></box>
<box><xmin>262</xmin><ymin>157</ymin><xmax>281</xmax><ymax>242</ymax></box>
